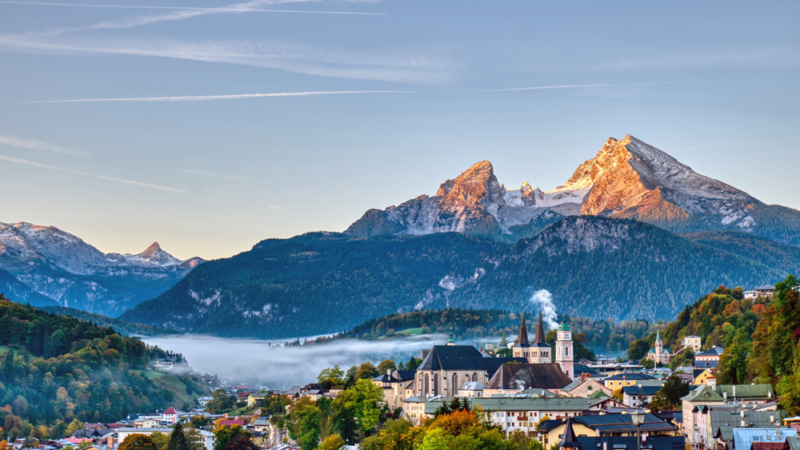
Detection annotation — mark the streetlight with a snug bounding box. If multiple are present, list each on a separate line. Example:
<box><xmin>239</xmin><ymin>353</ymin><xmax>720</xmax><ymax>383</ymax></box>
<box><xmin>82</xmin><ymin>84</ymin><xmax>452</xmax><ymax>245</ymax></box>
<box><xmin>631</xmin><ymin>409</ymin><xmax>646</xmax><ymax>450</ymax></box>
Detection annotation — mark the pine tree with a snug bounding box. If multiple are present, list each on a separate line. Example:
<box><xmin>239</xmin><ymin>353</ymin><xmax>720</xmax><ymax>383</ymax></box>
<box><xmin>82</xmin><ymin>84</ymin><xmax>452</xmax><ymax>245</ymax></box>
<box><xmin>168</xmin><ymin>422</ymin><xmax>190</xmax><ymax>450</ymax></box>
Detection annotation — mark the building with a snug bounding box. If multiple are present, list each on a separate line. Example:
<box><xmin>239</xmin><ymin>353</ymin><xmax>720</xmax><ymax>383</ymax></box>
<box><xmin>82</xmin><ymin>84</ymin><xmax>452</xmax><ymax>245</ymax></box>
<box><xmin>483</xmin><ymin>363</ymin><xmax>574</xmax><ymax>396</ymax></box>
<box><xmin>373</xmin><ymin>369</ymin><xmax>417</xmax><ymax>409</ymax></box>
<box><xmin>604</xmin><ymin>372</ymin><xmax>656</xmax><ymax>390</ymax></box>
<box><xmin>693</xmin><ymin>369</ymin><xmax>715</xmax><ymax>386</ymax></box>
<box><xmin>695</xmin><ymin>347</ymin><xmax>724</xmax><ymax>368</ymax></box>
<box><xmin>682</xmin><ymin>386</ymin><xmax>726</xmax><ymax>446</ymax></box>
<box><xmin>733</xmin><ymin>428</ymin><xmax>796</xmax><ymax>450</ymax></box>
<box><xmin>513</xmin><ymin>312</ymin><xmax>552</xmax><ymax>364</ymax></box>
<box><xmin>682</xmin><ymin>336</ymin><xmax>702</xmax><ymax>353</ymax></box>
<box><xmin>161</xmin><ymin>407</ymin><xmax>177</xmax><ymax>425</ymax></box>
<box><xmin>716</xmin><ymin>385</ymin><xmax>775</xmax><ymax>405</ymax></box>
<box><xmin>573</xmin><ymin>436</ymin><xmax>686</xmax><ymax>450</ymax></box>
<box><xmin>401</xmin><ymin>396</ymin><xmax>430</xmax><ymax>425</ymax></box>
<box><xmin>457</xmin><ymin>381</ymin><xmax>486</xmax><ymax>397</ymax></box>
<box><xmin>555</xmin><ymin>321</ymin><xmax>575</xmax><ymax>378</ymax></box>
<box><xmin>117</xmin><ymin>428</ymin><xmax>215</xmax><ymax>450</ymax></box>
<box><xmin>247</xmin><ymin>394</ymin><xmax>266</xmax><ymax>408</ymax></box>
<box><xmin>470</xmin><ymin>397</ymin><xmax>591</xmax><ymax>437</ymax></box>
<box><xmin>623</xmin><ymin>384</ymin><xmax>662</xmax><ymax>408</ymax></box>
<box><xmin>646</xmin><ymin>330</ymin><xmax>672</xmax><ymax>365</ymax></box>
<box><xmin>711</xmin><ymin>409</ymin><xmax>786</xmax><ymax>449</ymax></box>
<box><xmin>539</xmin><ymin>413</ymin><xmax>680</xmax><ymax>448</ymax></box>
<box><xmin>252</xmin><ymin>418</ymin><xmax>270</xmax><ymax>433</ymax></box>
<box><xmin>562</xmin><ymin>374</ymin><xmax>613</xmax><ymax>398</ymax></box>
<box><xmin>414</xmin><ymin>345</ymin><xmax>525</xmax><ymax>397</ymax></box>
<box><xmin>753</xmin><ymin>286</ymin><xmax>776</xmax><ymax>298</ymax></box>
<box><xmin>134</xmin><ymin>417</ymin><xmax>160</xmax><ymax>429</ymax></box>
<box><xmin>152</xmin><ymin>359</ymin><xmax>175</xmax><ymax>372</ymax></box>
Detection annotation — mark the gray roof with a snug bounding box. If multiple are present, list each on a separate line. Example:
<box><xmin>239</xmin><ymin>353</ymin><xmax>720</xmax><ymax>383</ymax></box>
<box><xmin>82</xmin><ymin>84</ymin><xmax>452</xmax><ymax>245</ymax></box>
<box><xmin>418</xmin><ymin>345</ymin><xmax>525</xmax><ymax>374</ymax></box>
<box><xmin>470</xmin><ymin>396</ymin><xmax>591</xmax><ymax>412</ymax></box>
<box><xmin>575</xmin><ymin>413</ymin><xmax>679</xmax><ymax>434</ymax></box>
<box><xmin>715</xmin><ymin>384</ymin><xmax>774</xmax><ymax>401</ymax></box>
<box><xmin>485</xmin><ymin>363</ymin><xmax>573</xmax><ymax>389</ymax></box>
<box><xmin>710</xmin><ymin>409</ymin><xmax>786</xmax><ymax>441</ymax></box>
<box><xmin>697</xmin><ymin>347</ymin><xmax>724</xmax><ymax>357</ymax></box>
<box><xmin>733</xmin><ymin>428</ymin><xmax>796</xmax><ymax>450</ymax></box>
<box><xmin>682</xmin><ymin>385</ymin><xmax>725</xmax><ymax>403</ymax></box>
<box><xmin>605</xmin><ymin>373</ymin><xmax>656</xmax><ymax>381</ymax></box>
<box><xmin>459</xmin><ymin>381</ymin><xmax>485</xmax><ymax>390</ymax></box>
<box><xmin>623</xmin><ymin>385</ymin><xmax>661</xmax><ymax>396</ymax></box>
<box><xmin>785</xmin><ymin>436</ymin><xmax>800</xmax><ymax>450</ymax></box>
<box><xmin>575</xmin><ymin>436</ymin><xmax>685</xmax><ymax>450</ymax></box>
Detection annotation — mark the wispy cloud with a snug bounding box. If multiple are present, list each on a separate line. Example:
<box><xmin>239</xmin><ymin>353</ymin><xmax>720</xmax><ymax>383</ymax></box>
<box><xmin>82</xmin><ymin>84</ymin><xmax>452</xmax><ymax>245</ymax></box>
<box><xmin>0</xmin><ymin>134</ymin><xmax>89</xmax><ymax>156</ymax></box>
<box><xmin>182</xmin><ymin>169</ymin><xmax>251</xmax><ymax>182</ymax></box>
<box><xmin>0</xmin><ymin>37</ymin><xmax>454</xmax><ymax>84</ymax></box>
<box><xmin>0</xmin><ymin>154</ymin><xmax>185</xmax><ymax>192</ymax></box>
<box><xmin>27</xmin><ymin>90</ymin><xmax>415</xmax><ymax>103</ymax></box>
<box><xmin>0</xmin><ymin>1</ymin><xmax>386</xmax><ymax>16</ymax></box>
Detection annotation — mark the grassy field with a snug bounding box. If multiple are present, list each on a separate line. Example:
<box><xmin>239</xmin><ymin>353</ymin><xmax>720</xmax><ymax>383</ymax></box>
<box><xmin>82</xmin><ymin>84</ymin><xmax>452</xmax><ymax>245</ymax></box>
<box><xmin>136</xmin><ymin>370</ymin><xmax>198</xmax><ymax>408</ymax></box>
<box><xmin>396</xmin><ymin>327</ymin><xmax>423</xmax><ymax>336</ymax></box>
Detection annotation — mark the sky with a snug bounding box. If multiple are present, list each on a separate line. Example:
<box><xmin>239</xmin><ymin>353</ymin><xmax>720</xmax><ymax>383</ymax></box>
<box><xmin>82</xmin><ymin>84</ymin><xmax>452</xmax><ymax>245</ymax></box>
<box><xmin>0</xmin><ymin>0</ymin><xmax>798</xmax><ymax>260</ymax></box>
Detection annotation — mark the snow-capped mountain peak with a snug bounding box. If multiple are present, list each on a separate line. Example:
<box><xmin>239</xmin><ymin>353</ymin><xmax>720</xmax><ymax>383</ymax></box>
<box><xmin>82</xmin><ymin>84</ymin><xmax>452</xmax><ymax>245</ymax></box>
<box><xmin>123</xmin><ymin>242</ymin><xmax>182</xmax><ymax>267</ymax></box>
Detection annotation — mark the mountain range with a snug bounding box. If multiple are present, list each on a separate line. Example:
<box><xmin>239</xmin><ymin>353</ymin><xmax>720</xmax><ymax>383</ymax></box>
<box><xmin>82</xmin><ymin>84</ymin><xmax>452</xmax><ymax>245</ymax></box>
<box><xmin>5</xmin><ymin>134</ymin><xmax>800</xmax><ymax>338</ymax></box>
<box><xmin>0</xmin><ymin>221</ymin><xmax>203</xmax><ymax>316</ymax></box>
<box><xmin>346</xmin><ymin>135</ymin><xmax>800</xmax><ymax>245</ymax></box>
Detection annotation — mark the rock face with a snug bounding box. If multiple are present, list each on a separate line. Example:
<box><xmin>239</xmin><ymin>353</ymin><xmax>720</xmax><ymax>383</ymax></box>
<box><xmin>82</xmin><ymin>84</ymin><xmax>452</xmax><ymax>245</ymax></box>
<box><xmin>346</xmin><ymin>135</ymin><xmax>800</xmax><ymax>245</ymax></box>
<box><xmin>0</xmin><ymin>222</ymin><xmax>204</xmax><ymax>316</ymax></box>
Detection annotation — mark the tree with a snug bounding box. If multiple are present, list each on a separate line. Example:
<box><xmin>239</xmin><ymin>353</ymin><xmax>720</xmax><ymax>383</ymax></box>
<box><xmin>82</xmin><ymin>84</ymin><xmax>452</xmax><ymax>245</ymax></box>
<box><xmin>317</xmin><ymin>433</ymin><xmax>345</xmax><ymax>450</ymax></box>
<box><xmin>150</xmin><ymin>432</ymin><xmax>170</xmax><ymax>450</ymax></box>
<box><xmin>355</xmin><ymin>362</ymin><xmax>379</xmax><ymax>380</ymax></box>
<box><xmin>640</xmin><ymin>359</ymin><xmax>654</xmax><ymax>369</ymax></box>
<box><xmin>183</xmin><ymin>428</ymin><xmax>206</xmax><ymax>450</ymax></box>
<box><xmin>339</xmin><ymin>379</ymin><xmax>383</xmax><ymax>433</ymax></box>
<box><xmin>168</xmin><ymin>422</ymin><xmax>191</xmax><ymax>450</ymax></box>
<box><xmin>318</xmin><ymin>366</ymin><xmax>346</xmax><ymax>390</ymax></box>
<box><xmin>214</xmin><ymin>426</ymin><xmax>255</xmax><ymax>450</ymax></box>
<box><xmin>628</xmin><ymin>339</ymin><xmax>649</xmax><ymax>361</ymax></box>
<box><xmin>376</xmin><ymin>360</ymin><xmax>397</xmax><ymax>375</ymax></box>
<box><xmin>418</xmin><ymin>428</ymin><xmax>449</xmax><ymax>450</ymax></box>
<box><xmin>649</xmin><ymin>375</ymin><xmax>690</xmax><ymax>410</ymax></box>
<box><xmin>65</xmin><ymin>419</ymin><xmax>84</xmax><ymax>436</ymax></box>
<box><xmin>288</xmin><ymin>399</ymin><xmax>322</xmax><ymax>450</ymax></box>
<box><xmin>405</xmin><ymin>357</ymin><xmax>421</xmax><ymax>371</ymax></box>
<box><xmin>119</xmin><ymin>435</ymin><xmax>158</xmax><ymax>450</ymax></box>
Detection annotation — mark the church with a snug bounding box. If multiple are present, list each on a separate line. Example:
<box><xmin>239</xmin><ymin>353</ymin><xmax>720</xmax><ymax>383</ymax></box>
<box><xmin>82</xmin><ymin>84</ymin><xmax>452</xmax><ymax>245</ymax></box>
<box><xmin>646</xmin><ymin>330</ymin><xmax>672</xmax><ymax>365</ymax></box>
<box><xmin>513</xmin><ymin>312</ymin><xmax>575</xmax><ymax>379</ymax></box>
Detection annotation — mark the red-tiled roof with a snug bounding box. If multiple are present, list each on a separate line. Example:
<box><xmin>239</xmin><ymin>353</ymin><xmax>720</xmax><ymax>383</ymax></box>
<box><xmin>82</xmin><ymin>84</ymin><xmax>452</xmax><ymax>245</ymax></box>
<box><xmin>164</xmin><ymin>408</ymin><xmax>177</xmax><ymax>414</ymax></box>
<box><xmin>219</xmin><ymin>420</ymin><xmax>246</xmax><ymax>427</ymax></box>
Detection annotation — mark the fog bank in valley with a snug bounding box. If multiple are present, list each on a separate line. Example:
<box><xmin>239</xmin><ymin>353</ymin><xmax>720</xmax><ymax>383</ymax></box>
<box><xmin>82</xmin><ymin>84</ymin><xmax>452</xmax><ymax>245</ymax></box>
<box><xmin>142</xmin><ymin>334</ymin><xmax>474</xmax><ymax>389</ymax></box>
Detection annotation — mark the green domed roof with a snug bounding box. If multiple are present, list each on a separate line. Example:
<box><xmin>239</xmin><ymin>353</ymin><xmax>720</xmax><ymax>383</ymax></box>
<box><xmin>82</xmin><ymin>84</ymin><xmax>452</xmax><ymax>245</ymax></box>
<box><xmin>558</xmin><ymin>321</ymin><xmax>570</xmax><ymax>331</ymax></box>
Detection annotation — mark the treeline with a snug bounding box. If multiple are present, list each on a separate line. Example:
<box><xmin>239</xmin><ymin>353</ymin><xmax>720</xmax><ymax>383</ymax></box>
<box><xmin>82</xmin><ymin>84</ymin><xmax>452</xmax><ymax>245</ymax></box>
<box><xmin>338</xmin><ymin>309</ymin><xmax>658</xmax><ymax>353</ymax></box>
<box><xmin>627</xmin><ymin>276</ymin><xmax>800</xmax><ymax>414</ymax></box>
<box><xmin>0</xmin><ymin>295</ymin><xmax>205</xmax><ymax>438</ymax></box>
<box><xmin>41</xmin><ymin>306</ymin><xmax>180</xmax><ymax>337</ymax></box>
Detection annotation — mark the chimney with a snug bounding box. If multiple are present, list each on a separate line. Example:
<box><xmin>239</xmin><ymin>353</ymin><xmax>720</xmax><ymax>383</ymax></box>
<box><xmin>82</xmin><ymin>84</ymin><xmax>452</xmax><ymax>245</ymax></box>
<box><xmin>387</xmin><ymin>369</ymin><xmax>391</xmax><ymax>376</ymax></box>
<box><xmin>224</xmin><ymin>413</ymin><xmax>228</xmax><ymax>419</ymax></box>
<box><xmin>733</xmin><ymin>386</ymin><xmax>737</xmax><ymax>402</ymax></box>
<box><xmin>107</xmin><ymin>436</ymin><xmax>114</xmax><ymax>448</ymax></box>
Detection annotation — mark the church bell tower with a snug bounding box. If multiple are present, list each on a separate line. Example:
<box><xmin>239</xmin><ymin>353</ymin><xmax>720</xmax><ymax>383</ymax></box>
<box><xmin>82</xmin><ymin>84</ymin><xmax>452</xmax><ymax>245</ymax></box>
<box><xmin>555</xmin><ymin>321</ymin><xmax>574</xmax><ymax>378</ymax></box>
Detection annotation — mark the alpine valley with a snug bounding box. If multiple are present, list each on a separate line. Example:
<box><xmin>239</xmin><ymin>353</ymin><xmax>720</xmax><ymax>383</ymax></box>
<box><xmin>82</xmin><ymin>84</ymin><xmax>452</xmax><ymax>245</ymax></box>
<box><xmin>118</xmin><ymin>135</ymin><xmax>800</xmax><ymax>339</ymax></box>
<box><xmin>0</xmin><ymin>221</ymin><xmax>204</xmax><ymax>316</ymax></box>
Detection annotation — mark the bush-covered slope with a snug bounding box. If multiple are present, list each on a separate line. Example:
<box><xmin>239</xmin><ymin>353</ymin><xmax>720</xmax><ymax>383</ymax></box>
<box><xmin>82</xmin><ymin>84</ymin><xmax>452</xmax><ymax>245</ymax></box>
<box><xmin>447</xmin><ymin>217</ymin><xmax>786</xmax><ymax>322</ymax></box>
<box><xmin>0</xmin><ymin>295</ymin><xmax>207</xmax><ymax>436</ymax></box>
<box><xmin>684</xmin><ymin>230</ymin><xmax>800</xmax><ymax>274</ymax></box>
<box><xmin>41</xmin><ymin>306</ymin><xmax>179</xmax><ymax>336</ymax></box>
<box><xmin>120</xmin><ymin>232</ymin><xmax>506</xmax><ymax>338</ymax></box>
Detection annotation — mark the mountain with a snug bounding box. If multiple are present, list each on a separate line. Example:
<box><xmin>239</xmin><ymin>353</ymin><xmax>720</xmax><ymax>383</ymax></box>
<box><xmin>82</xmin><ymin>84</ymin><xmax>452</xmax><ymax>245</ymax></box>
<box><xmin>120</xmin><ymin>232</ymin><xmax>504</xmax><ymax>338</ymax></box>
<box><xmin>41</xmin><ymin>305</ymin><xmax>180</xmax><ymax>336</ymax></box>
<box><xmin>683</xmin><ymin>231</ymin><xmax>800</xmax><ymax>275</ymax></box>
<box><xmin>346</xmin><ymin>135</ymin><xmax>800</xmax><ymax>245</ymax></box>
<box><xmin>0</xmin><ymin>221</ymin><xmax>204</xmax><ymax>316</ymax></box>
<box><xmin>121</xmin><ymin>216</ymin><xmax>792</xmax><ymax>339</ymax></box>
<box><xmin>0</xmin><ymin>266</ymin><xmax>58</xmax><ymax>307</ymax></box>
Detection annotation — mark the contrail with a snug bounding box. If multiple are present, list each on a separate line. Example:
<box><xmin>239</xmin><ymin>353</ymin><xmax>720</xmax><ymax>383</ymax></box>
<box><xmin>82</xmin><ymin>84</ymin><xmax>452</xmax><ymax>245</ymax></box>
<box><xmin>24</xmin><ymin>90</ymin><xmax>416</xmax><ymax>103</ymax></box>
<box><xmin>21</xmin><ymin>83</ymin><xmax>673</xmax><ymax>104</ymax></box>
<box><xmin>0</xmin><ymin>1</ymin><xmax>387</xmax><ymax>15</ymax></box>
<box><xmin>0</xmin><ymin>154</ymin><xmax>186</xmax><ymax>192</ymax></box>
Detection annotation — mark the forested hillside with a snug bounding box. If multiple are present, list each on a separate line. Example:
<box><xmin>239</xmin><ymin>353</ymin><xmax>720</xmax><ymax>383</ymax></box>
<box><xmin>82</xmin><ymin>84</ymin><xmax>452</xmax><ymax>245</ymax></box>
<box><xmin>627</xmin><ymin>276</ymin><xmax>800</xmax><ymax>414</ymax></box>
<box><xmin>41</xmin><ymin>306</ymin><xmax>179</xmax><ymax>337</ymax></box>
<box><xmin>0</xmin><ymin>295</ymin><xmax>207</xmax><ymax>438</ymax></box>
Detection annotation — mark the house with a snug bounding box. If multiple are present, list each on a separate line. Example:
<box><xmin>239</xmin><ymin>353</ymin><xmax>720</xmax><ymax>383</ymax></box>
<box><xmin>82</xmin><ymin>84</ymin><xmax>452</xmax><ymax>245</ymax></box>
<box><xmin>693</xmin><ymin>369</ymin><xmax>715</xmax><ymax>386</ymax></box>
<box><xmin>574</xmin><ymin>436</ymin><xmax>686</xmax><ymax>450</ymax></box>
<box><xmin>753</xmin><ymin>286</ymin><xmax>776</xmax><ymax>298</ymax></box>
<box><xmin>162</xmin><ymin>407</ymin><xmax>177</xmax><ymax>425</ymax></box>
<box><xmin>482</xmin><ymin>363</ymin><xmax>574</xmax><ymax>396</ymax></box>
<box><xmin>198</xmin><ymin>396</ymin><xmax>213</xmax><ymax>407</ymax></box>
<box><xmin>469</xmin><ymin>397</ymin><xmax>591</xmax><ymax>436</ymax></box>
<box><xmin>682</xmin><ymin>336</ymin><xmax>702</xmax><ymax>353</ymax></box>
<box><xmin>623</xmin><ymin>385</ymin><xmax>662</xmax><ymax>408</ymax></box>
<box><xmin>372</xmin><ymin>369</ymin><xmax>417</xmax><ymax>409</ymax></box>
<box><xmin>71</xmin><ymin>429</ymin><xmax>116</xmax><ymax>440</ymax></box>
<box><xmin>152</xmin><ymin>359</ymin><xmax>175</xmax><ymax>372</ymax></box>
<box><xmin>604</xmin><ymin>372</ymin><xmax>656</xmax><ymax>390</ymax></box>
<box><xmin>539</xmin><ymin>413</ymin><xmax>680</xmax><ymax>448</ymax></box>
<box><xmin>562</xmin><ymin>374</ymin><xmax>613</xmax><ymax>398</ymax></box>
<box><xmin>682</xmin><ymin>386</ymin><xmax>726</xmax><ymax>446</ymax></box>
<box><xmin>716</xmin><ymin>385</ymin><xmax>775</xmax><ymax>405</ymax></box>
<box><xmin>134</xmin><ymin>418</ymin><xmax>160</xmax><ymax>429</ymax></box>
<box><xmin>733</xmin><ymin>428</ymin><xmax>796</xmax><ymax>450</ymax></box>
<box><xmin>587</xmin><ymin>395</ymin><xmax>630</xmax><ymax>412</ymax></box>
<box><xmin>711</xmin><ymin>409</ymin><xmax>787</xmax><ymax>449</ymax></box>
<box><xmin>401</xmin><ymin>396</ymin><xmax>431</xmax><ymax>425</ymax></box>
<box><xmin>252</xmin><ymin>418</ymin><xmax>270</xmax><ymax>433</ymax></box>
<box><xmin>457</xmin><ymin>381</ymin><xmax>486</xmax><ymax>398</ymax></box>
<box><xmin>413</xmin><ymin>345</ymin><xmax>526</xmax><ymax>397</ymax></box>
<box><xmin>117</xmin><ymin>428</ymin><xmax>215</xmax><ymax>450</ymax></box>
<box><xmin>695</xmin><ymin>347</ymin><xmax>724</xmax><ymax>367</ymax></box>
<box><xmin>218</xmin><ymin>419</ymin><xmax>247</xmax><ymax>428</ymax></box>
<box><xmin>246</xmin><ymin>394</ymin><xmax>266</xmax><ymax>408</ymax></box>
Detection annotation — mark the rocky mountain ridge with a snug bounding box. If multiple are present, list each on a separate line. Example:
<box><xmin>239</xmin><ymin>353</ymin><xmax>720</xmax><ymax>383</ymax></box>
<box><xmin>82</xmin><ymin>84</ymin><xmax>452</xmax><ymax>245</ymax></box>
<box><xmin>0</xmin><ymin>221</ymin><xmax>204</xmax><ymax>316</ymax></box>
<box><xmin>347</xmin><ymin>135</ymin><xmax>800</xmax><ymax>245</ymax></box>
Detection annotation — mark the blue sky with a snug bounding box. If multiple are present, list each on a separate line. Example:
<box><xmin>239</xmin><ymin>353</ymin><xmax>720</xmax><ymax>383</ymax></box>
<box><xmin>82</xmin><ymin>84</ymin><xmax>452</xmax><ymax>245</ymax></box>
<box><xmin>0</xmin><ymin>0</ymin><xmax>798</xmax><ymax>259</ymax></box>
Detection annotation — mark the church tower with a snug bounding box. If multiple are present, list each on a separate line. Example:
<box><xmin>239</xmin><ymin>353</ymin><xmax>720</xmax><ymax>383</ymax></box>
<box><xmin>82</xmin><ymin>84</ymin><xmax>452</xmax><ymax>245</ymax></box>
<box><xmin>512</xmin><ymin>313</ymin><xmax>531</xmax><ymax>360</ymax></box>
<box><xmin>555</xmin><ymin>321</ymin><xmax>574</xmax><ymax>378</ymax></box>
<box><xmin>655</xmin><ymin>329</ymin><xmax>663</xmax><ymax>363</ymax></box>
<box><xmin>531</xmin><ymin>312</ymin><xmax>552</xmax><ymax>364</ymax></box>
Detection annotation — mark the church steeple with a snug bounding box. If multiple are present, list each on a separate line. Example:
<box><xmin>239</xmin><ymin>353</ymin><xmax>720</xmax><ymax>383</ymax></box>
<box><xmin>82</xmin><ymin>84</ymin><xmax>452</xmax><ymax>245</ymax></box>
<box><xmin>534</xmin><ymin>311</ymin><xmax>546</xmax><ymax>344</ymax></box>
<box><xmin>518</xmin><ymin>313</ymin><xmax>529</xmax><ymax>345</ymax></box>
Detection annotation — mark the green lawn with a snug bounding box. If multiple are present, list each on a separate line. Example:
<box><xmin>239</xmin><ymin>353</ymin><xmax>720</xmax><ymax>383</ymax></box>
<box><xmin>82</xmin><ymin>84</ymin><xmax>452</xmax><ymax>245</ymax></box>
<box><xmin>396</xmin><ymin>327</ymin><xmax>423</xmax><ymax>336</ymax></box>
<box><xmin>136</xmin><ymin>370</ymin><xmax>196</xmax><ymax>408</ymax></box>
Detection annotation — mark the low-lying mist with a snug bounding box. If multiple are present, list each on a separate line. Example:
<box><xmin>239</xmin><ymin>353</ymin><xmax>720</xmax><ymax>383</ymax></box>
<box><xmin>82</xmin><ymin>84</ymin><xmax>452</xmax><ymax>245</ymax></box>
<box><xmin>142</xmin><ymin>334</ymin><xmax>482</xmax><ymax>389</ymax></box>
